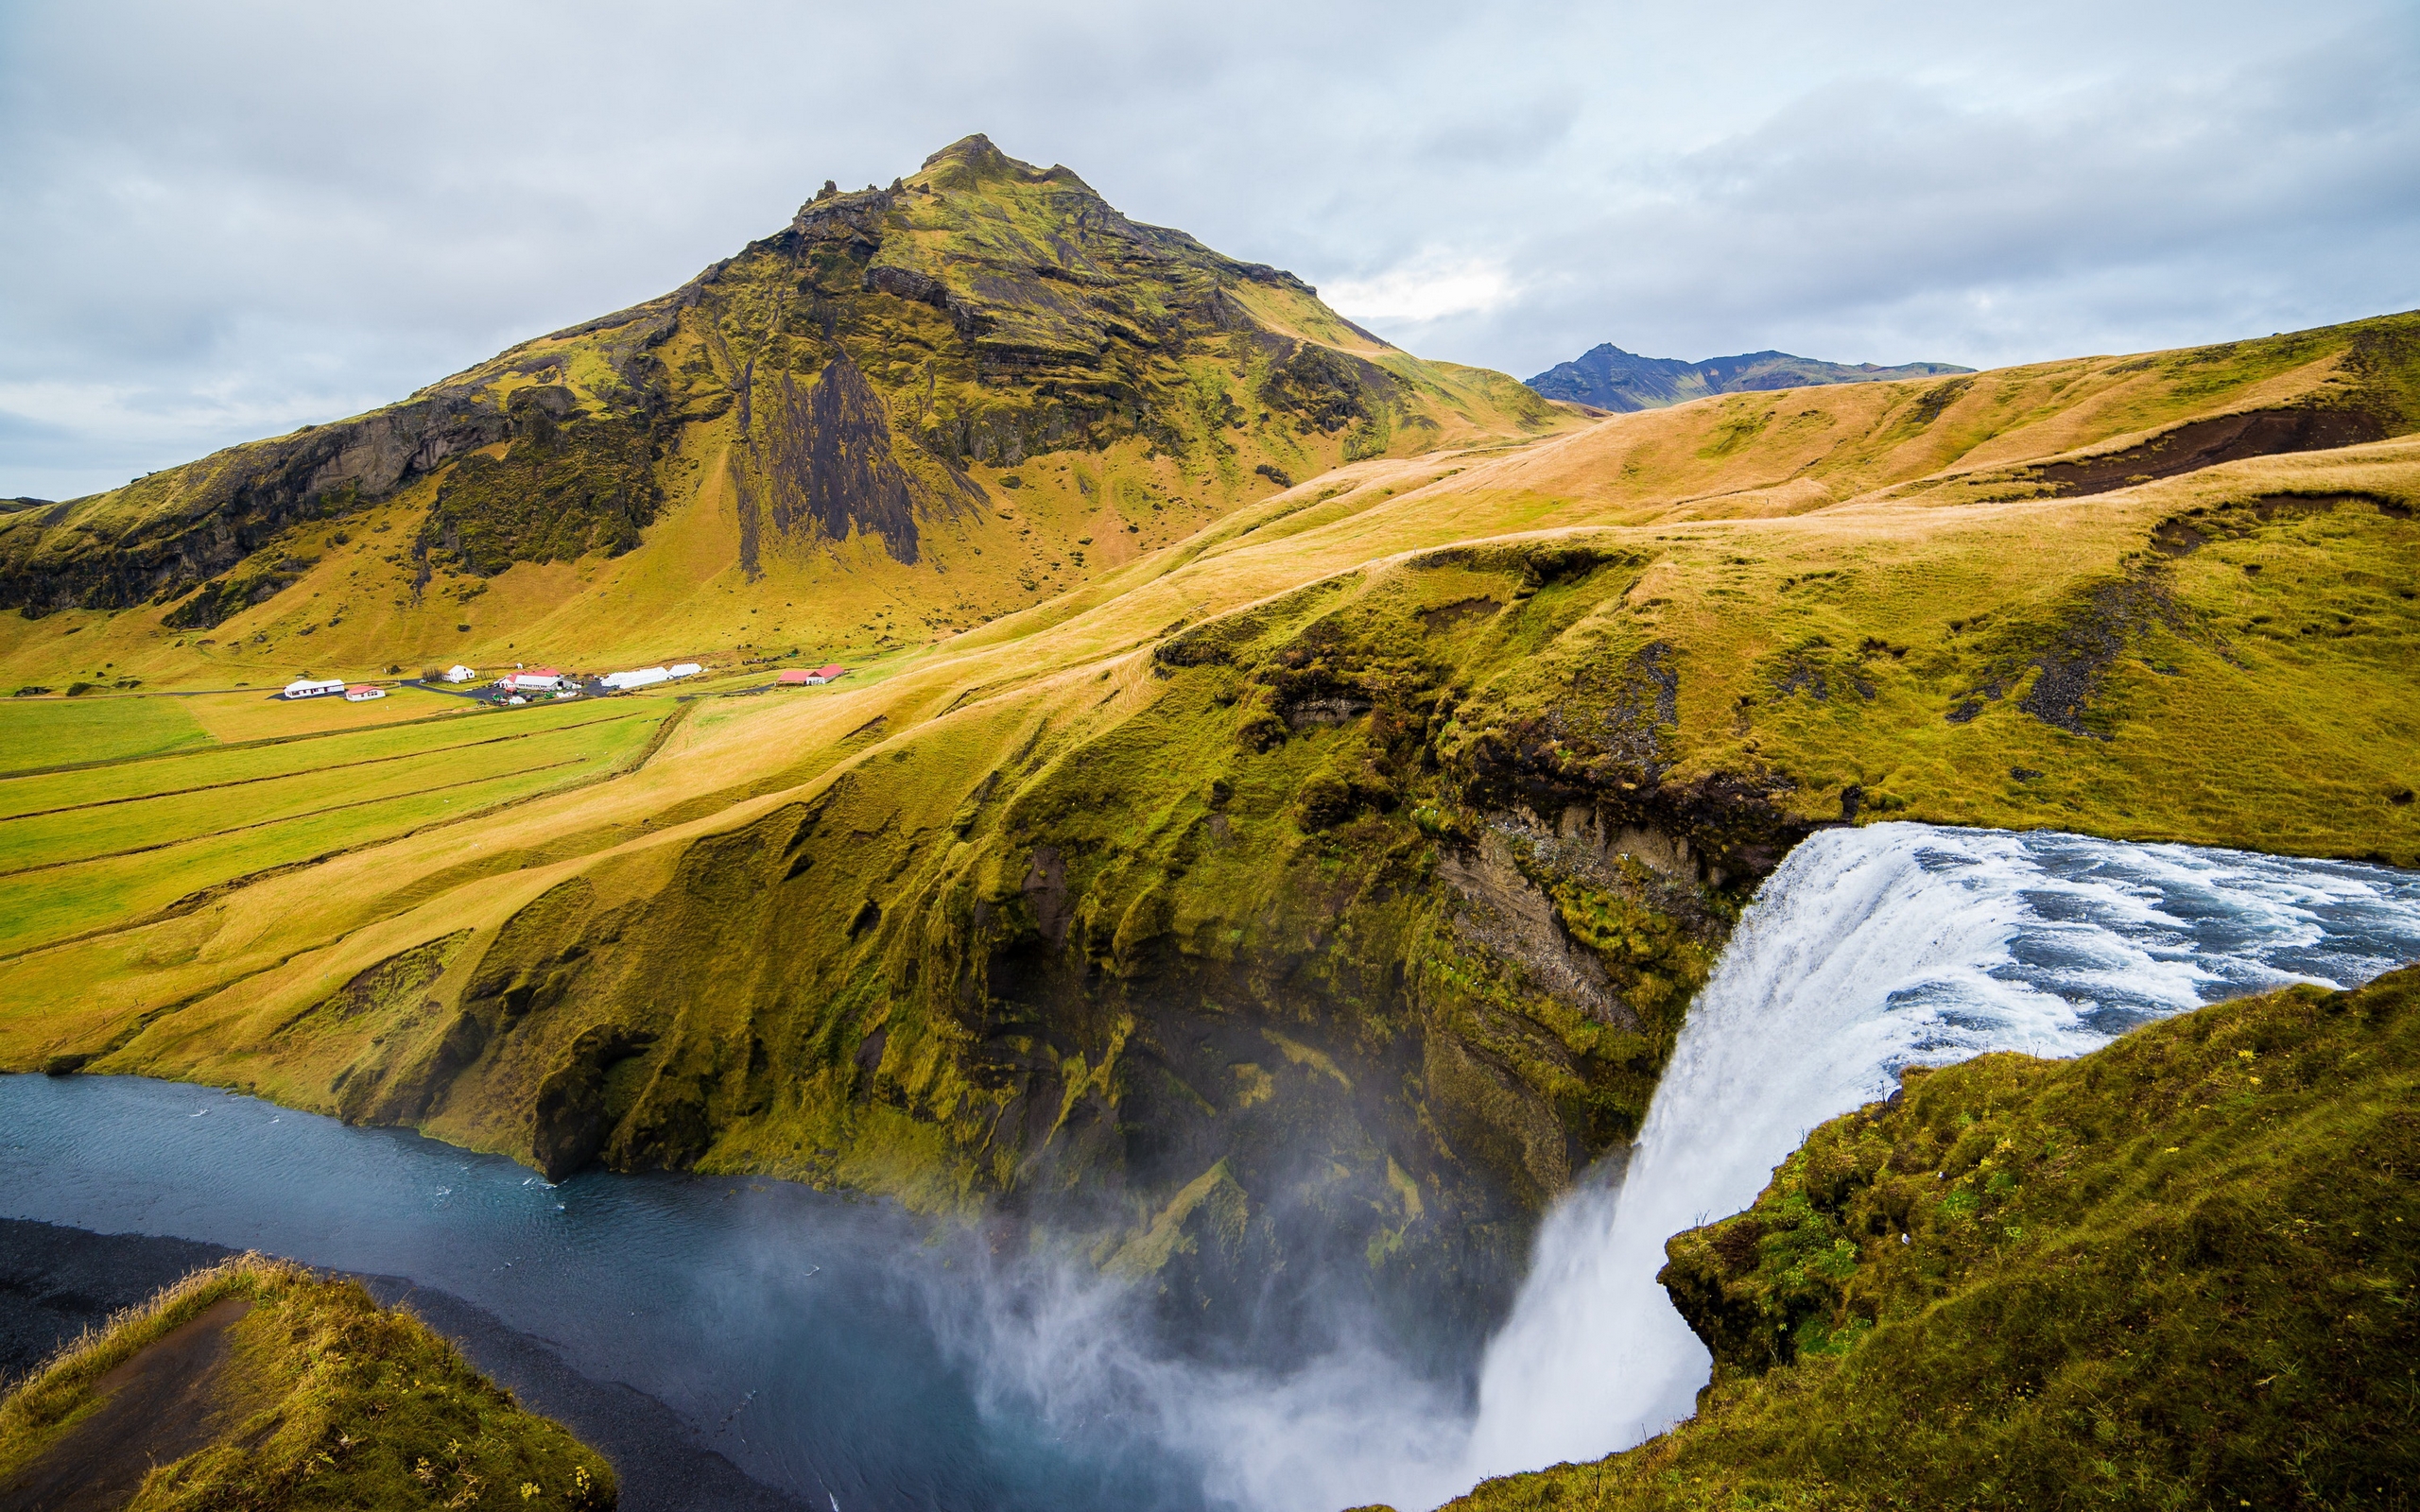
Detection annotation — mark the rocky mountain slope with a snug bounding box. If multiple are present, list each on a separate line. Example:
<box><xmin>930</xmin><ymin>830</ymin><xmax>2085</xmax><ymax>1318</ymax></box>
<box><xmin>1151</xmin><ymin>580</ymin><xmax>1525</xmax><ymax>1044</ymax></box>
<box><xmin>0</xmin><ymin>134</ymin><xmax>1559</xmax><ymax>691</ymax></box>
<box><xmin>6</xmin><ymin>302</ymin><xmax>2413</xmax><ymax>1350</ymax></box>
<box><xmin>1529</xmin><ymin>341</ymin><xmax>1972</xmax><ymax>413</ymax></box>
<box><xmin>1443</xmin><ymin>964</ymin><xmax>2420</xmax><ymax>1511</ymax></box>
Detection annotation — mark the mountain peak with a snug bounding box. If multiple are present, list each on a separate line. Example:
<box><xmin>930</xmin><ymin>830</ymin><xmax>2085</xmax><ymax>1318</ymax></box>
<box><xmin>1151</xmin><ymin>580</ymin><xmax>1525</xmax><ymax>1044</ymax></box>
<box><xmin>921</xmin><ymin>131</ymin><xmax>1011</xmax><ymax>171</ymax></box>
<box><xmin>0</xmin><ymin>136</ymin><xmax>1560</xmax><ymax>620</ymax></box>
<box><xmin>913</xmin><ymin>132</ymin><xmax>1062</xmax><ymax>193</ymax></box>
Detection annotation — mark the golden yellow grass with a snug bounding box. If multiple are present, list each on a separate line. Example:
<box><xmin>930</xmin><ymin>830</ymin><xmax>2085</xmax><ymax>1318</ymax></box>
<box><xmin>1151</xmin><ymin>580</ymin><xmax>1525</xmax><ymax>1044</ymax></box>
<box><xmin>0</xmin><ymin>317</ymin><xmax>2411</xmax><ymax>1192</ymax></box>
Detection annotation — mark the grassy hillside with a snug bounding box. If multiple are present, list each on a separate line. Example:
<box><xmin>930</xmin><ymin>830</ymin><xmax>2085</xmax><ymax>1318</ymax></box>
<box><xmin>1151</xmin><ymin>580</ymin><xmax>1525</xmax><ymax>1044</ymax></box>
<box><xmin>1438</xmin><ymin>964</ymin><xmax>2420</xmax><ymax>1512</ymax></box>
<box><xmin>1</xmin><ymin>309</ymin><xmax>2414</xmax><ymax>1344</ymax></box>
<box><xmin>0</xmin><ymin>1254</ymin><xmax>614</xmax><ymax>1510</ymax></box>
<box><xmin>0</xmin><ymin>134</ymin><xmax>1564</xmax><ymax>696</ymax></box>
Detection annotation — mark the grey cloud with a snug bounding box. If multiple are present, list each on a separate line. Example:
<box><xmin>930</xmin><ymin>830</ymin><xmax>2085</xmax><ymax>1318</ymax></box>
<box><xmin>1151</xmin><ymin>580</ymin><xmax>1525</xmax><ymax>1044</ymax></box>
<box><xmin>4</xmin><ymin>0</ymin><xmax>2413</xmax><ymax>496</ymax></box>
<box><xmin>1374</xmin><ymin>15</ymin><xmax>2420</xmax><ymax>373</ymax></box>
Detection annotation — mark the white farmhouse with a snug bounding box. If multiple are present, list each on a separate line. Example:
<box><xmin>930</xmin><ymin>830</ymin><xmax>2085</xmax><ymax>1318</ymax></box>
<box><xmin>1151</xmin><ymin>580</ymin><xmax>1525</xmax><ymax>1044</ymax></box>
<box><xmin>283</xmin><ymin>678</ymin><xmax>345</xmax><ymax>700</ymax></box>
<box><xmin>442</xmin><ymin>664</ymin><xmax>476</xmax><ymax>683</ymax></box>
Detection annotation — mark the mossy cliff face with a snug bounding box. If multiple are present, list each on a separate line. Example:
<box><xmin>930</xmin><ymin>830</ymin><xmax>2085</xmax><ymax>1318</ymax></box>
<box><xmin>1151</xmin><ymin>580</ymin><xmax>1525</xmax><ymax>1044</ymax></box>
<box><xmin>9</xmin><ymin>309</ymin><xmax>2420</xmax><ymax>1351</ymax></box>
<box><xmin>1443</xmin><ymin>965</ymin><xmax>2420</xmax><ymax>1512</ymax></box>
<box><xmin>300</xmin><ymin>541</ymin><xmax>1777</xmax><ymax>1350</ymax></box>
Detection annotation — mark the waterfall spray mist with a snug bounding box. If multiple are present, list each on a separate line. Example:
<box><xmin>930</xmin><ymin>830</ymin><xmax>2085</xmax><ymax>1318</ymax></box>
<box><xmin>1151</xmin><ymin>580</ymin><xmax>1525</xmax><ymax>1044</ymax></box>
<box><xmin>8</xmin><ymin>826</ymin><xmax>2415</xmax><ymax>1512</ymax></box>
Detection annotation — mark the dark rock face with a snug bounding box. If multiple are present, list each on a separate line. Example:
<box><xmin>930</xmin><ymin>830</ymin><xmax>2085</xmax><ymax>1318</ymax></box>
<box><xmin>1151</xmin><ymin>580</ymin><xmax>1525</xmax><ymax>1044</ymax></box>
<box><xmin>763</xmin><ymin>355</ymin><xmax>923</xmax><ymax>563</ymax></box>
<box><xmin>1527</xmin><ymin>342</ymin><xmax>1973</xmax><ymax>413</ymax></box>
<box><xmin>532</xmin><ymin>1025</ymin><xmax>660</xmax><ymax>1180</ymax></box>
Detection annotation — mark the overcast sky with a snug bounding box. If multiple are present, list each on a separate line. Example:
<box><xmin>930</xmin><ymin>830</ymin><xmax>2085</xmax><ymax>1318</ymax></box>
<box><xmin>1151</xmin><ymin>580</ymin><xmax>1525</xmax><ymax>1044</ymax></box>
<box><xmin>4</xmin><ymin>0</ymin><xmax>2414</xmax><ymax>500</ymax></box>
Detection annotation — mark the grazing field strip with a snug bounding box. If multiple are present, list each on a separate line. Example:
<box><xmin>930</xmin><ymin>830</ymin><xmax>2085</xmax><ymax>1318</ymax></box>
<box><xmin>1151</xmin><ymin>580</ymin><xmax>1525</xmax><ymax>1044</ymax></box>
<box><xmin>0</xmin><ymin>696</ymin><xmax>213</xmax><ymax>771</ymax></box>
<box><xmin>0</xmin><ymin>758</ymin><xmax>593</xmax><ymax>879</ymax></box>
<box><xmin>0</xmin><ymin>699</ymin><xmax>461</xmax><ymax>782</ymax></box>
<box><xmin>0</xmin><ymin>713</ymin><xmax>659</xmax><ymax>874</ymax></box>
<box><xmin>0</xmin><ymin>749</ymin><xmax>635</xmax><ymax>960</ymax></box>
<box><xmin>0</xmin><ymin>690</ymin><xmax>655</xmax><ymax>785</ymax></box>
<box><xmin>0</xmin><ymin>709</ymin><xmax>658</xmax><ymax>822</ymax></box>
<box><xmin>0</xmin><ymin>704</ymin><xmax>649</xmax><ymax>817</ymax></box>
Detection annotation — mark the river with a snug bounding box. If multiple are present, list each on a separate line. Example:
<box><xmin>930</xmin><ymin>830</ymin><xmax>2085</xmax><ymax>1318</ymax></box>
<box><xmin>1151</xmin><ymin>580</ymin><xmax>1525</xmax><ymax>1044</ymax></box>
<box><xmin>8</xmin><ymin>822</ymin><xmax>2419</xmax><ymax>1510</ymax></box>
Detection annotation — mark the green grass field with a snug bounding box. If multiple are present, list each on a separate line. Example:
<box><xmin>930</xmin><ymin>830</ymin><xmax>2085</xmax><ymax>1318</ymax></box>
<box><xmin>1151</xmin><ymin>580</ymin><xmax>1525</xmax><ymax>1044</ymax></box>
<box><xmin>0</xmin><ymin>694</ymin><xmax>214</xmax><ymax>768</ymax></box>
<box><xmin>0</xmin><ymin>697</ymin><xmax>670</xmax><ymax>958</ymax></box>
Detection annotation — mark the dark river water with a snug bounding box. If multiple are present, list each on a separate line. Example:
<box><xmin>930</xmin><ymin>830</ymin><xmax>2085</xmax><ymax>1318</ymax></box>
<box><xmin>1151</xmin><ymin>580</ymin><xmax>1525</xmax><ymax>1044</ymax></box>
<box><xmin>0</xmin><ymin>1072</ymin><xmax>1202</xmax><ymax>1512</ymax></box>
<box><xmin>9</xmin><ymin>826</ymin><xmax>2420</xmax><ymax>1512</ymax></box>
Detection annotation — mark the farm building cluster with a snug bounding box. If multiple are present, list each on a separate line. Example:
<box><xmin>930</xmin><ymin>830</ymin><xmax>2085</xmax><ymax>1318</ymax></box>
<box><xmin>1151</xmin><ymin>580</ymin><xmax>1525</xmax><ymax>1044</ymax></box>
<box><xmin>280</xmin><ymin>677</ymin><xmax>384</xmax><ymax>702</ymax></box>
<box><xmin>282</xmin><ymin>659</ymin><xmax>849</xmax><ymax>707</ymax></box>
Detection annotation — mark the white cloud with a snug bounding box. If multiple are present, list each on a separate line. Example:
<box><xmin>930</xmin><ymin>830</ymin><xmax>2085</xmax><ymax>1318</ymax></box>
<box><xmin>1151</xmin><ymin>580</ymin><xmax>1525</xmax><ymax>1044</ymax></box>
<box><xmin>1324</xmin><ymin>256</ymin><xmax>1517</xmax><ymax>325</ymax></box>
<box><xmin>2</xmin><ymin>0</ymin><xmax>2414</xmax><ymax>495</ymax></box>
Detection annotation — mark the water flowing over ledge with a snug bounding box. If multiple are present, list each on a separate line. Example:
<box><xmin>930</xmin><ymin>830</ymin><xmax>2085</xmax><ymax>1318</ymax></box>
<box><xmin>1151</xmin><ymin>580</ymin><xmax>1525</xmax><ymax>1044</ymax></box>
<box><xmin>1457</xmin><ymin>822</ymin><xmax>2420</xmax><ymax>1491</ymax></box>
<box><xmin>7</xmin><ymin>824</ymin><xmax>2418</xmax><ymax>1511</ymax></box>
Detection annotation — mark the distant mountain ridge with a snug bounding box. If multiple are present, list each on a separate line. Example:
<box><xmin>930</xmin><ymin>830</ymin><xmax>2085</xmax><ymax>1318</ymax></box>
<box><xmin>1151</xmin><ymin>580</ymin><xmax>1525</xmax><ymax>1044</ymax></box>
<box><xmin>1527</xmin><ymin>342</ymin><xmax>1973</xmax><ymax>413</ymax></box>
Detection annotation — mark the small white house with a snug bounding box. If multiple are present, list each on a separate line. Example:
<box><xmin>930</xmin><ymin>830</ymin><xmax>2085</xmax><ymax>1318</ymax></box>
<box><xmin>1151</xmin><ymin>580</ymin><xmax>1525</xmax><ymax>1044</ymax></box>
<box><xmin>667</xmin><ymin>662</ymin><xmax>702</xmax><ymax>679</ymax></box>
<box><xmin>344</xmin><ymin>686</ymin><xmax>386</xmax><ymax>703</ymax></box>
<box><xmin>283</xmin><ymin>678</ymin><xmax>345</xmax><ymax>700</ymax></box>
<box><xmin>442</xmin><ymin>664</ymin><xmax>476</xmax><ymax>683</ymax></box>
<box><xmin>600</xmin><ymin>666</ymin><xmax>670</xmax><ymax>691</ymax></box>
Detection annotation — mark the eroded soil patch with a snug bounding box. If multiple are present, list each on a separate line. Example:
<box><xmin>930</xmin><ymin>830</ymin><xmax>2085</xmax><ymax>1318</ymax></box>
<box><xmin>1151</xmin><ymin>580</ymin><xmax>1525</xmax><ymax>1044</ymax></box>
<box><xmin>0</xmin><ymin>1296</ymin><xmax>250</xmax><ymax>1512</ymax></box>
<box><xmin>2029</xmin><ymin>408</ymin><xmax>2386</xmax><ymax>497</ymax></box>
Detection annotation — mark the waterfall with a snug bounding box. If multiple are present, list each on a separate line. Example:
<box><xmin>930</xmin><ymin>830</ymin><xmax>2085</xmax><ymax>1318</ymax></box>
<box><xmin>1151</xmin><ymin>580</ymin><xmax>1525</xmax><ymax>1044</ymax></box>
<box><xmin>1455</xmin><ymin>821</ymin><xmax>2420</xmax><ymax>1488</ymax></box>
<box><xmin>14</xmin><ymin>824</ymin><xmax>2414</xmax><ymax>1512</ymax></box>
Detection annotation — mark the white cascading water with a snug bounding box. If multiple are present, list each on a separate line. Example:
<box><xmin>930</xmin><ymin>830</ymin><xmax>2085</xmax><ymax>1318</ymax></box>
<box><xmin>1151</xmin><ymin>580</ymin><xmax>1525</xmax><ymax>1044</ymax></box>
<box><xmin>941</xmin><ymin>822</ymin><xmax>2420</xmax><ymax>1512</ymax></box>
<box><xmin>1454</xmin><ymin>821</ymin><xmax>2420</xmax><ymax>1491</ymax></box>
